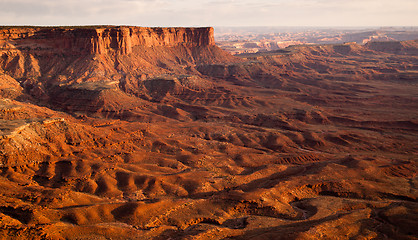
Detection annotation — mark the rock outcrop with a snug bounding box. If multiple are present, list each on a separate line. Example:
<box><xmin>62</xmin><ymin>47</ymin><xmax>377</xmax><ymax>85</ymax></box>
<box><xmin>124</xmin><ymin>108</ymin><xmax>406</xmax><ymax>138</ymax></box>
<box><xmin>0</xmin><ymin>26</ymin><xmax>215</xmax><ymax>55</ymax></box>
<box><xmin>365</xmin><ymin>39</ymin><xmax>418</xmax><ymax>55</ymax></box>
<box><xmin>0</xmin><ymin>26</ymin><xmax>235</xmax><ymax>85</ymax></box>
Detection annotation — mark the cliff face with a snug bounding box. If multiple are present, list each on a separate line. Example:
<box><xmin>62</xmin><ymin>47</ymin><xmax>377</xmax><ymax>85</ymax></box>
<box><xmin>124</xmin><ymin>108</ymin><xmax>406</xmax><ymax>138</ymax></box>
<box><xmin>0</xmin><ymin>26</ymin><xmax>215</xmax><ymax>55</ymax></box>
<box><xmin>0</xmin><ymin>26</ymin><xmax>238</xmax><ymax>83</ymax></box>
<box><xmin>365</xmin><ymin>39</ymin><xmax>418</xmax><ymax>55</ymax></box>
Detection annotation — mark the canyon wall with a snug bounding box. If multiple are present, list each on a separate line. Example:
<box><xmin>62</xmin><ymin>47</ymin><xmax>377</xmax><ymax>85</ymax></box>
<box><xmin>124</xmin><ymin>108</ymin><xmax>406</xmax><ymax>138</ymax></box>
<box><xmin>0</xmin><ymin>26</ymin><xmax>215</xmax><ymax>55</ymax></box>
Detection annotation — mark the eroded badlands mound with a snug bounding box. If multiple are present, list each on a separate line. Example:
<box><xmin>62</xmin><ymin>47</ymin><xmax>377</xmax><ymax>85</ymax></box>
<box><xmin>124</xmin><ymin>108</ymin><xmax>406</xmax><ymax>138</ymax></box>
<box><xmin>0</xmin><ymin>26</ymin><xmax>417</xmax><ymax>239</ymax></box>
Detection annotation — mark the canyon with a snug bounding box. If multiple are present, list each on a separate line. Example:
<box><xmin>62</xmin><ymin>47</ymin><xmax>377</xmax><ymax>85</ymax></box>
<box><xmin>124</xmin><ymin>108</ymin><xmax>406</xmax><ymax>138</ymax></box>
<box><xmin>216</xmin><ymin>26</ymin><xmax>418</xmax><ymax>54</ymax></box>
<box><xmin>0</xmin><ymin>26</ymin><xmax>417</xmax><ymax>239</ymax></box>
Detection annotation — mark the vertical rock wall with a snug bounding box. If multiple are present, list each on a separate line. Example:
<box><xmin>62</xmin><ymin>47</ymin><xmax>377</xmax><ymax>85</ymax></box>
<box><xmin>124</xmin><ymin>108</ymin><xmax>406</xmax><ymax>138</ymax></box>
<box><xmin>0</xmin><ymin>26</ymin><xmax>215</xmax><ymax>55</ymax></box>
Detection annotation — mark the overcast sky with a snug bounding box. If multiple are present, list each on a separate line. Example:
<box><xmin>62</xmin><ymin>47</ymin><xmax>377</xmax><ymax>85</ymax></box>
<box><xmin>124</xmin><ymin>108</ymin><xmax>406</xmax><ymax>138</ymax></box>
<box><xmin>0</xmin><ymin>0</ymin><xmax>417</xmax><ymax>27</ymax></box>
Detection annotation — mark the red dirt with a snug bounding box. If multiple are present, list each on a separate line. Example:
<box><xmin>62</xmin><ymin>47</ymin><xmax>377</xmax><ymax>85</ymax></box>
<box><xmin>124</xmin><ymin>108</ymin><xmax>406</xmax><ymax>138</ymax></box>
<box><xmin>0</xmin><ymin>26</ymin><xmax>417</xmax><ymax>239</ymax></box>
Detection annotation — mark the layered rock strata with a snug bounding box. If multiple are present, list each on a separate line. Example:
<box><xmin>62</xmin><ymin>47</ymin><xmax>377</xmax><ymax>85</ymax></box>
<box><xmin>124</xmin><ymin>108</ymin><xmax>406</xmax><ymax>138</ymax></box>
<box><xmin>0</xmin><ymin>26</ymin><xmax>215</xmax><ymax>55</ymax></box>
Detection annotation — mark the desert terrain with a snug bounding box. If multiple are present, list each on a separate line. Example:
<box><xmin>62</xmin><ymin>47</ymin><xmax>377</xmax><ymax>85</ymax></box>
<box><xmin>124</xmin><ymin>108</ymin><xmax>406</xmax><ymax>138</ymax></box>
<box><xmin>0</xmin><ymin>26</ymin><xmax>417</xmax><ymax>239</ymax></box>
<box><xmin>216</xmin><ymin>26</ymin><xmax>418</xmax><ymax>54</ymax></box>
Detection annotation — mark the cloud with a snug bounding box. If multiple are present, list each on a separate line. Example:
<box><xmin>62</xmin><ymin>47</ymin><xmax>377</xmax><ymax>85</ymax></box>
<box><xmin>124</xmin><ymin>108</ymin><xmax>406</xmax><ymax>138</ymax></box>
<box><xmin>0</xmin><ymin>0</ymin><xmax>416</xmax><ymax>26</ymax></box>
<box><xmin>0</xmin><ymin>0</ymin><xmax>162</xmax><ymax>25</ymax></box>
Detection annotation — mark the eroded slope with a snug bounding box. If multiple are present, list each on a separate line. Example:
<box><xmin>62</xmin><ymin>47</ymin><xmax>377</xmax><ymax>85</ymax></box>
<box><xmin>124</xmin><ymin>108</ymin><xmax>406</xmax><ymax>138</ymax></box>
<box><xmin>0</xmin><ymin>27</ymin><xmax>417</xmax><ymax>239</ymax></box>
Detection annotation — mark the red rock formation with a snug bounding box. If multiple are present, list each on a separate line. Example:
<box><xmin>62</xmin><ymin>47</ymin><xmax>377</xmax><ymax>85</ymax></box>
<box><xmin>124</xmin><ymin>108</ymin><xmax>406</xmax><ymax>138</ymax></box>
<box><xmin>0</xmin><ymin>26</ymin><xmax>417</xmax><ymax>239</ymax></box>
<box><xmin>365</xmin><ymin>39</ymin><xmax>418</xmax><ymax>55</ymax></box>
<box><xmin>0</xmin><ymin>26</ymin><xmax>215</xmax><ymax>55</ymax></box>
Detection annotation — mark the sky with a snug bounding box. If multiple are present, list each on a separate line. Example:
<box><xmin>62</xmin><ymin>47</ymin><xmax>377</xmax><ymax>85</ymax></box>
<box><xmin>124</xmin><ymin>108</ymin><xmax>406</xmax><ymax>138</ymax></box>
<box><xmin>0</xmin><ymin>0</ymin><xmax>417</xmax><ymax>27</ymax></box>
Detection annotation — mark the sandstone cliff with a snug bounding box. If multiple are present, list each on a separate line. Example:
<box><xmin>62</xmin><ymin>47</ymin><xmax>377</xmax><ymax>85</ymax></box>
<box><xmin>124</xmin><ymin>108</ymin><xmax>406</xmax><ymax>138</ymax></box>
<box><xmin>0</xmin><ymin>25</ymin><xmax>238</xmax><ymax>114</ymax></box>
<box><xmin>0</xmin><ymin>26</ymin><xmax>215</xmax><ymax>55</ymax></box>
<box><xmin>0</xmin><ymin>26</ymin><xmax>237</xmax><ymax>85</ymax></box>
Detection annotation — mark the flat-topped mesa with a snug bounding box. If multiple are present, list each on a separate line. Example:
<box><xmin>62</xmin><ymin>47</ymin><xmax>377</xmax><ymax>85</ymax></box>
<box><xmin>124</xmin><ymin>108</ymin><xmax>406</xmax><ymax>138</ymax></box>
<box><xmin>0</xmin><ymin>26</ymin><xmax>215</xmax><ymax>55</ymax></box>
